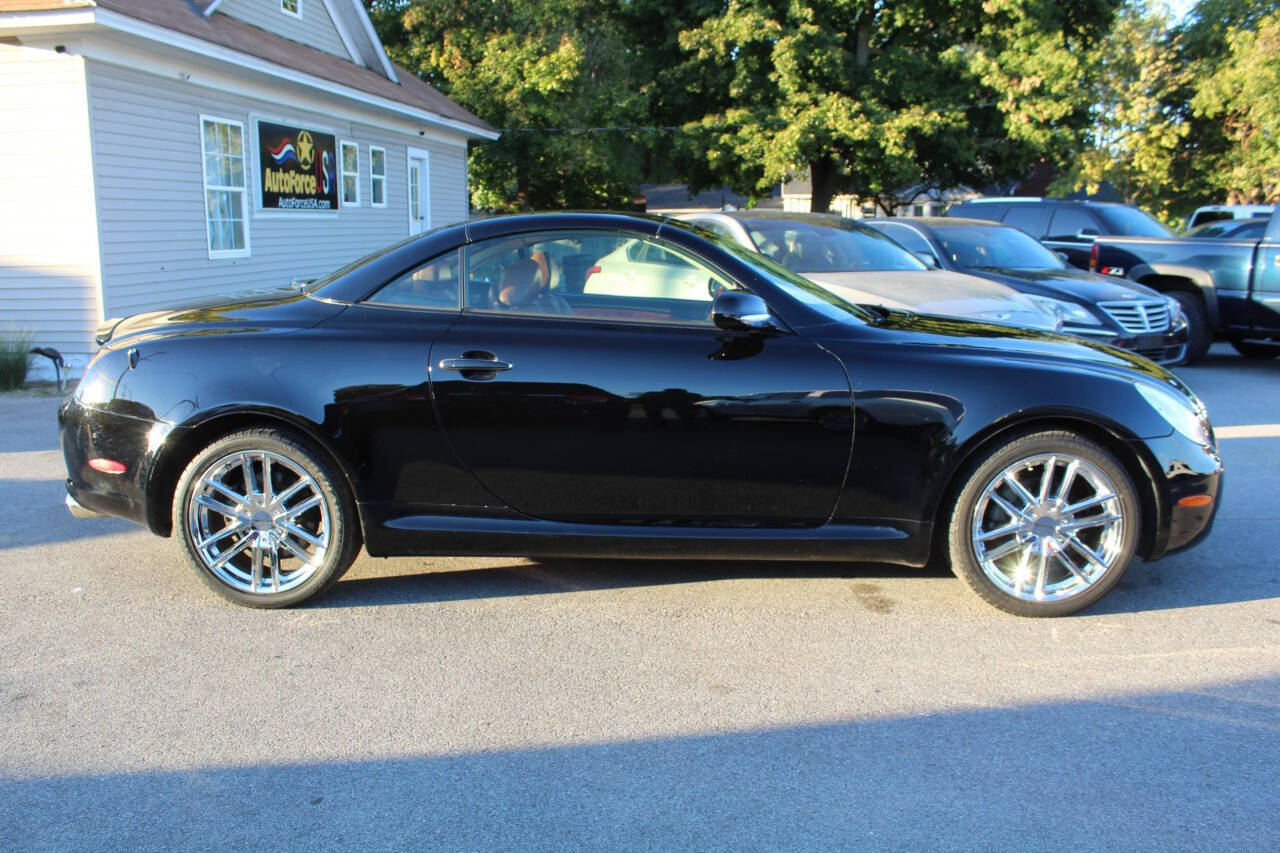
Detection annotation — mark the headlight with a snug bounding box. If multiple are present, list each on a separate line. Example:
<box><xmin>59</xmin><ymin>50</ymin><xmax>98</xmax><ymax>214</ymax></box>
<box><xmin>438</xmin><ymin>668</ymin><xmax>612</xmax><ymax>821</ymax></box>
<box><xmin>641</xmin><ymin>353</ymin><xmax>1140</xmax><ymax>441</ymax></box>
<box><xmin>1029</xmin><ymin>295</ymin><xmax>1103</xmax><ymax>326</ymax></box>
<box><xmin>1135</xmin><ymin>381</ymin><xmax>1212</xmax><ymax>446</ymax></box>
<box><xmin>1165</xmin><ymin>295</ymin><xmax>1188</xmax><ymax>328</ymax></box>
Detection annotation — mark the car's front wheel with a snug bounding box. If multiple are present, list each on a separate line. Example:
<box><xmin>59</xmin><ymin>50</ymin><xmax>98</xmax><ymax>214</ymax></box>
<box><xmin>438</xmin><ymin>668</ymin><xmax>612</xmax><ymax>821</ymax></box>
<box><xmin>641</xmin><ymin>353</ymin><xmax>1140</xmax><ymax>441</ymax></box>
<box><xmin>173</xmin><ymin>427</ymin><xmax>360</xmax><ymax>607</ymax></box>
<box><xmin>1168</xmin><ymin>291</ymin><xmax>1212</xmax><ymax>364</ymax></box>
<box><xmin>946</xmin><ymin>430</ymin><xmax>1140</xmax><ymax>617</ymax></box>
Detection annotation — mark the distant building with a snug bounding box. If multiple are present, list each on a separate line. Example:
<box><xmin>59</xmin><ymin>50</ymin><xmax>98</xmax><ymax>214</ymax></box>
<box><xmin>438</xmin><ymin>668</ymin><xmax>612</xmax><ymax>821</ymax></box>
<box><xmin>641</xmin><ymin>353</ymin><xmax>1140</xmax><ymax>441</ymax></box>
<box><xmin>780</xmin><ymin>173</ymin><xmax>977</xmax><ymax>218</ymax></box>
<box><xmin>0</xmin><ymin>0</ymin><xmax>496</xmax><ymax>375</ymax></box>
<box><xmin>641</xmin><ymin>183</ymin><xmax>783</xmax><ymax>215</ymax></box>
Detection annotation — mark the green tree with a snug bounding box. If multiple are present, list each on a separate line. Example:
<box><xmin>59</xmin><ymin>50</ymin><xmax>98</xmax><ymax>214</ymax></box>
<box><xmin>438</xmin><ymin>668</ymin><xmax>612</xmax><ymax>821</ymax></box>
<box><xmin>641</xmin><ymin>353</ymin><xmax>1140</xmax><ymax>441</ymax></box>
<box><xmin>1051</xmin><ymin>2</ymin><xmax>1192</xmax><ymax>223</ymax></box>
<box><xmin>1192</xmin><ymin>9</ymin><xmax>1280</xmax><ymax>202</ymax></box>
<box><xmin>370</xmin><ymin>0</ymin><xmax>651</xmax><ymax>211</ymax></box>
<box><xmin>672</xmin><ymin>0</ymin><xmax>1119</xmax><ymax>213</ymax></box>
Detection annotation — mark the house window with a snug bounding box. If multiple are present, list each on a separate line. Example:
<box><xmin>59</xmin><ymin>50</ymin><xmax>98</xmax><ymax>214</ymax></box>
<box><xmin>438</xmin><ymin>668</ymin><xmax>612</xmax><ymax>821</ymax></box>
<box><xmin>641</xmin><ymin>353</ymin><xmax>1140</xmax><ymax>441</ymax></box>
<box><xmin>370</xmin><ymin>146</ymin><xmax>386</xmax><ymax>207</ymax></box>
<box><xmin>199</xmin><ymin>116</ymin><xmax>249</xmax><ymax>258</ymax></box>
<box><xmin>281</xmin><ymin>0</ymin><xmax>301</xmax><ymax>18</ymax></box>
<box><xmin>340</xmin><ymin>141</ymin><xmax>359</xmax><ymax>206</ymax></box>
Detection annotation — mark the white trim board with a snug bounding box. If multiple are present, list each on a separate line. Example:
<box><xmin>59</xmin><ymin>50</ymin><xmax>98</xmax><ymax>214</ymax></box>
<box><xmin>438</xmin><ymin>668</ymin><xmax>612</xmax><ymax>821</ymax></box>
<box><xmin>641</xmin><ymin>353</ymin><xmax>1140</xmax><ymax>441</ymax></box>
<box><xmin>5</xmin><ymin>6</ymin><xmax>497</xmax><ymax>140</ymax></box>
<box><xmin>68</xmin><ymin>36</ymin><xmax>472</xmax><ymax>147</ymax></box>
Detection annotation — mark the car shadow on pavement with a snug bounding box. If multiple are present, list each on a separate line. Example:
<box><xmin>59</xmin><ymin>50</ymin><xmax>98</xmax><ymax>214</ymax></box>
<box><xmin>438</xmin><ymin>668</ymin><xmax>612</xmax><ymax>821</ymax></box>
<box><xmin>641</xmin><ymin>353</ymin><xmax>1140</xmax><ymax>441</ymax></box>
<box><xmin>3</xmin><ymin>676</ymin><xmax>1276</xmax><ymax>849</ymax></box>
<box><xmin>0</xmin><ymin>477</ymin><xmax>137</xmax><ymax>550</ymax></box>
<box><xmin>317</xmin><ymin>558</ymin><xmax>946</xmax><ymax>610</ymax></box>
<box><xmin>317</xmin><ymin>550</ymin><xmax>1280</xmax><ymax>615</ymax></box>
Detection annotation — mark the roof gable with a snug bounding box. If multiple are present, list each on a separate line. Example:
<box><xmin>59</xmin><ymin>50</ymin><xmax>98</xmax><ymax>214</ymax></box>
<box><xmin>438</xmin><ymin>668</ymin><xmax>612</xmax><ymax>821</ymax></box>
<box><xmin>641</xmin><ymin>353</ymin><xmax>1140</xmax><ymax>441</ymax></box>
<box><xmin>18</xmin><ymin>0</ymin><xmax>495</xmax><ymax>136</ymax></box>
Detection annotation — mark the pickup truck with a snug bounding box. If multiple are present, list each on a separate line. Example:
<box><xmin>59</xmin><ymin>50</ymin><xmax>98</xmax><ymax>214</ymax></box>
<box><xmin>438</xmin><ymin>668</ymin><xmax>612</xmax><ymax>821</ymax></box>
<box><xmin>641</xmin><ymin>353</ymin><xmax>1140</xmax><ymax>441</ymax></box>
<box><xmin>1091</xmin><ymin>208</ymin><xmax>1280</xmax><ymax>363</ymax></box>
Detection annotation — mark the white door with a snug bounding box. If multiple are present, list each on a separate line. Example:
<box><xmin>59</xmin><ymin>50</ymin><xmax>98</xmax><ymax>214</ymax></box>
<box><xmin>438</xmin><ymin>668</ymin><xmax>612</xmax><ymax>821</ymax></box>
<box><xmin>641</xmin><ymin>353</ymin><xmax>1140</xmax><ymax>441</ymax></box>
<box><xmin>407</xmin><ymin>148</ymin><xmax>430</xmax><ymax>235</ymax></box>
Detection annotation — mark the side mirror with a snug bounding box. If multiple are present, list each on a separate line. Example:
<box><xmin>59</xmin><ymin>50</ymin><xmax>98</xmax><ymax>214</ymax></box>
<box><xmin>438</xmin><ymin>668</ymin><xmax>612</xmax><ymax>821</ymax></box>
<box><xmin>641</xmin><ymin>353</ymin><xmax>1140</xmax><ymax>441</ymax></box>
<box><xmin>914</xmin><ymin>251</ymin><xmax>941</xmax><ymax>269</ymax></box>
<box><xmin>712</xmin><ymin>290</ymin><xmax>779</xmax><ymax>333</ymax></box>
<box><xmin>1054</xmin><ymin>251</ymin><xmax>1070</xmax><ymax>264</ymax></box>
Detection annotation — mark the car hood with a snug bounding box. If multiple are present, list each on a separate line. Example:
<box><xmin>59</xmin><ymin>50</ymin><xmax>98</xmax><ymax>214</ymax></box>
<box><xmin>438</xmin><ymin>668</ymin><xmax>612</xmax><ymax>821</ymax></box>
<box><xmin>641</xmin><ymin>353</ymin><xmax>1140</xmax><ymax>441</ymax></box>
<box><xmin>969</xmin><ymin>267</ymin><xmax>1163</xmax><ymax>302</ymax></box>
<box><xmin>835</xmin><ymin>308</ymin><xmax>1176</xmax><ymax>382</ymax></box>
<box><xmin>805</xmin><ymin>269</ymin><xmax>1060</xmax><ymax>331</ymax></box>
<box><xmin>97</xmin><ymin>287</ymin><xmax>348</xmax><ymax>346</ymax></box>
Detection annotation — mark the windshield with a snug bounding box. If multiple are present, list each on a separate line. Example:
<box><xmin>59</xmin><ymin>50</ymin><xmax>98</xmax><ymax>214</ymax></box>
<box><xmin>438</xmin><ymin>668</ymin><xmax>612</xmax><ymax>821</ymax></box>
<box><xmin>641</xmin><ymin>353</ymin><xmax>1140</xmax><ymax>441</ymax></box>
<box><xmin>932</xmin><ymin>224</ymin><xmax>1064</xmax><ymax>270</ymax></box>
<box><xmin>685</xmin><ymin>225</ymin><xmax>875</xmax><ymax>324</ymax></box>
<box><xmin>1095</xmin><ymin>206</ymin><xmax>1171</xmax><ymax>237</ymax></box>
<box><xmin>739</xmin><ymin>218</ymin><xmax>927</xmax><ymax>273</ymax></box>
<box><xmin>303</xmin><ymin>232</ymin><xmax>425</xmax><ymax>294</ymax></box>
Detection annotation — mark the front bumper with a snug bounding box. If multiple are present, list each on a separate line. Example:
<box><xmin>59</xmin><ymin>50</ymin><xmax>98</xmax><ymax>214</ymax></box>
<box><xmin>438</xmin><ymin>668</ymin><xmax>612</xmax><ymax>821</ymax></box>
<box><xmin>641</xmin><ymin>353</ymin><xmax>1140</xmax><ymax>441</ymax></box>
<box><xmin>1132</xmin><ymin>429</ymin><xmax>1223</xmax><ymax>561</ymax></box>
<box><xmin>1067</xmin><ymin>325</ymin><xmax>1190</xmax><ymax>365</ymax></box>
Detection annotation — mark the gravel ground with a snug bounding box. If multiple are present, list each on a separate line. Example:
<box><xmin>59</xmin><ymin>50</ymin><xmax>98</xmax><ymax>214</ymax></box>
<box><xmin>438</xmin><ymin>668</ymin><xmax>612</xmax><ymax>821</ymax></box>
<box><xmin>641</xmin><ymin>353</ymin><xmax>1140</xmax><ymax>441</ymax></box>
<box><xmin>0</xmin><ymin>342</ymin><xmax>1276</xmax><ymax>849</ymax></box>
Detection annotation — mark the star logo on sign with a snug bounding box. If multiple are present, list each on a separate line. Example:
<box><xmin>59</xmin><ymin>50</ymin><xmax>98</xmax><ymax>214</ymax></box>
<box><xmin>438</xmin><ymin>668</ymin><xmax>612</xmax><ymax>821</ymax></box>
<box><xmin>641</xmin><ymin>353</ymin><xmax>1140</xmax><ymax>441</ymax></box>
<box><xmin>296</xmin><ymin>131</ymin><xmax>314</xmax><ymax>169</ymax></box>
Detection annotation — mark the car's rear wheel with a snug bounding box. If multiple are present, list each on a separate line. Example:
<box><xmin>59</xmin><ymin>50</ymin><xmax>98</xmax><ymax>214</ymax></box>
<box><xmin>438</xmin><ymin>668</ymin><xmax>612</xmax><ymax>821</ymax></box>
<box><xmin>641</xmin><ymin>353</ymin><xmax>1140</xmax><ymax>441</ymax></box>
<box><xmin>1230</xmin><ymin>338</ymin><xmax>1280</xmax><ymax>359</ymax></box>
<box><xmin>173</xmin><ymin>427</ymin><xmax>360</xmax><ymax>607</ymax></box>
<box><xmin>947</xmin><ymin>430</ymin><xmax>1139</xmax><ymax>617</ymax></box>
<box><xmin>1168</xmin><ymin>291</ymin><xmax>1211</xmax><ymax>364</ymax></box>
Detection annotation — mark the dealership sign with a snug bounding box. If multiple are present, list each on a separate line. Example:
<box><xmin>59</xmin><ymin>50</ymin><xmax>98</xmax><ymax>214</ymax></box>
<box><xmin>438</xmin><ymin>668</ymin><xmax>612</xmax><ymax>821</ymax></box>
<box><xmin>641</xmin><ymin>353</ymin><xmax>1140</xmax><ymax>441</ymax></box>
<box><xmin>256</xmin><ymin>120</ymin><xmax>338</xmax><ymax>211</ymax></box>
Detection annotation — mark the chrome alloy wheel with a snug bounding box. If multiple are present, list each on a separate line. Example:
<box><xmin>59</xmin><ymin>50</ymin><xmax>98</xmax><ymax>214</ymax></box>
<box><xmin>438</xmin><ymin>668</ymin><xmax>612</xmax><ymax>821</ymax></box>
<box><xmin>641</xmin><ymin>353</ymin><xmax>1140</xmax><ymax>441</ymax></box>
<box><xmin>186</xmin><ymin>450</ymin><xmax>331</xmax><ymax>595</ymax></box>
<box><xmin>970</xmin><ymin>453</ymin><xmax>1126</xmax><ymax>603</ymax></box>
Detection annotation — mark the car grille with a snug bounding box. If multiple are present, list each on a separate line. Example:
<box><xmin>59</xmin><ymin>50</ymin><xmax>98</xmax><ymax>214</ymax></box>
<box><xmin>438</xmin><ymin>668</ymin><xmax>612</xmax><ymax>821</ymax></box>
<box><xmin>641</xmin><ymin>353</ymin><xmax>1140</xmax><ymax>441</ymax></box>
<box><xmin>1098</xmin><ymin>300</ymin><xmax>1172</xmax><ymax>333</ymax></box>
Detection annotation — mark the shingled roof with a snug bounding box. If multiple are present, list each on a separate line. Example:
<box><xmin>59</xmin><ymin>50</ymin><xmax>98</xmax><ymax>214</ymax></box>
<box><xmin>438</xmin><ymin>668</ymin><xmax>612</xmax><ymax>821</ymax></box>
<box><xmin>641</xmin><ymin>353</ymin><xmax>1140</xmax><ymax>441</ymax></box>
<box><xmin>0</xmin><ymin>0</ymin><xmax>495</xmax><ymax>137</ymax></box>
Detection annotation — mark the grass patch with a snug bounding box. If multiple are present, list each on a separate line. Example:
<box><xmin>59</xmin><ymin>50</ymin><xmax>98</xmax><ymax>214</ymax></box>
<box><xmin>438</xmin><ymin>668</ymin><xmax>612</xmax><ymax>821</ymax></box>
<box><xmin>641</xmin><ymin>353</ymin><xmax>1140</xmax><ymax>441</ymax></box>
<box><xmin>0</xmin><ymin>326</ymin><xmax>34</xmax><ymax>391</ymax></box>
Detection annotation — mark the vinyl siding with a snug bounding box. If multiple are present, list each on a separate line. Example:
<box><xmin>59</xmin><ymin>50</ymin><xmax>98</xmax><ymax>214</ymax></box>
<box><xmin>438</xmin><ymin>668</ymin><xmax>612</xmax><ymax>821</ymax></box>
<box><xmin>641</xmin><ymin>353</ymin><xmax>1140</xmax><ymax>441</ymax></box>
<box><xmin>214</xmin><ymin>0</ymin><xmax>351</xmax><ymax>62</ymax></box>
<box><xmin>84</xmin><ymin>60</ymin><xmax>469</xmax><ymax>319</ymax></box>
<box><xmin>0</xmin><ymin>44</ymin><xmax>102</xmax><ymax>374</ymax></box>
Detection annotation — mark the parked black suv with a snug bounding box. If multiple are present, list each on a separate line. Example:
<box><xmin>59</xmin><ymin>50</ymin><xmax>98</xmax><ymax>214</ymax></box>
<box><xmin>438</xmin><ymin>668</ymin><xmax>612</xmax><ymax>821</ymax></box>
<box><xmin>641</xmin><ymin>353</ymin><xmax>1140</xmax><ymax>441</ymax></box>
<box><xmin>947</xmin><ymin>198</ymin><xmax>1172</xmax><ymax>270</ymax></box>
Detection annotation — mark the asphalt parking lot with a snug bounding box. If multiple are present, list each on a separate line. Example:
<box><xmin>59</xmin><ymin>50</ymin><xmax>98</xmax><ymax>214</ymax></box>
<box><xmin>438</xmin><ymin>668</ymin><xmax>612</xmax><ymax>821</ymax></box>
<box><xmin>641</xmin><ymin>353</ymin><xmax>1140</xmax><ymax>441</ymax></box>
<box><xmin>1</xmin><ymin>343</ymin><xmax>1277</xmax><ymax>849</ymax></box>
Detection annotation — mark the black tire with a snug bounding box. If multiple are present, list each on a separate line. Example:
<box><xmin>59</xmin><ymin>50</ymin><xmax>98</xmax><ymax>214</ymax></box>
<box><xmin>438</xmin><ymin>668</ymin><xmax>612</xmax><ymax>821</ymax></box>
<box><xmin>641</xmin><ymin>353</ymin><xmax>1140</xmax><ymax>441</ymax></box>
<box><xmin>1168</xmin><ymin>290</ymin><xmax>1212</xmax><ymax>364</ymax></box>
<box><xmin>1230</xmin><ymin>338</ymin><xmax>1280</xmax><ymax>359</ymax></box>
<box><xmin>946</xmin><ymin>430</ymin><xmax>1140</xmax><ymax>617</ymax></box>
<box><xmin>173</xmin><ymin>427</ymin><xmax>361</xmax><ymax>608</ymax></box>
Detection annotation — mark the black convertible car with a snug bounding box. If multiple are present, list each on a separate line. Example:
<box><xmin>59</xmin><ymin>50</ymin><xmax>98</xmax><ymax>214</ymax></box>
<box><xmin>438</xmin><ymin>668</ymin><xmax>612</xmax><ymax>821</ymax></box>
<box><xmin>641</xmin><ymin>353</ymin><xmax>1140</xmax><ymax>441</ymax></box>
<box><xmin>60</xmin><ymin>213</ymin><xmax>1222</xmax><ymax>616</ymax></box>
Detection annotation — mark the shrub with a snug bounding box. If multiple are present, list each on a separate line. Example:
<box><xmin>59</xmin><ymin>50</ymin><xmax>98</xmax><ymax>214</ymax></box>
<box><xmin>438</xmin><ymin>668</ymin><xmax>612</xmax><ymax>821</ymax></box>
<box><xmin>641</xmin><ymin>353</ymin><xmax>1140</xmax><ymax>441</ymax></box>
<box><xmin>0</xmin><ymin>326</ymin><xmax>34</xmax><ymax>391</ymax></box>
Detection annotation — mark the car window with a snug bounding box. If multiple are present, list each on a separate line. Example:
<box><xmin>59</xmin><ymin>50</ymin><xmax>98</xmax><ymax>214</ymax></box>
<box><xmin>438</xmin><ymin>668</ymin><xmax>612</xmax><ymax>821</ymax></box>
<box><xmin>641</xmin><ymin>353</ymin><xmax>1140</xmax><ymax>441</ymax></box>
<box><xmin>463</xmin><ymin>230</ymin><xmax>737</xmax><ymax>325</ymax></box>
<box><xmin>1185</xmin><ymin>221</ymin><xmax>1233</xmax><ymax>238</ymax></box>
<box><xmin>364</xmin><ymin>250</ymin><xmax>462</xmax><ymax>309</ymax></box>
<box><xmin>689</xmin><ymin>219</ymin><xmax>739</xmax><ymax>242</ymax></box>
<box><xmin>1189</xmin><ymin>210</ymin><xmax>1233</xmax><ymax>228</ymax></box>
<box><xmin>627</xmin><ymin>240</ymin><xmax>696</xmax><ymax>268</ymax></box>
<box><xmin>875</xmin><ymin>222</ymin><xmax>935</xmax><ymax>257</ymax></box>
<box><xmin>739</xmin><ymin>218</ymin><xmax>926</xmax><ymax>272</ymax></box>
<box><xmin>1045</xmin><ymin>208</ymin><xmax>1099</xmax><ymax>241</ymax></box>
<box><xmin>952</xmin><ymin>203</ymin><xmax>1008</xmax><ymax>222</ymax></box>
<box><xmin>932</xmin><ymin>224</ymin><xmax>1064</xmax><ymax>270</ymax></box>
<box><xmin>1001</xmin><ymin>205</ymin><xmax>1047</xmax><ymax>237</ymax></box>
<box><xmin>1094</xmin><ymin>206</ymin><xmax>1172</xmax><ymax>237</ymax></box>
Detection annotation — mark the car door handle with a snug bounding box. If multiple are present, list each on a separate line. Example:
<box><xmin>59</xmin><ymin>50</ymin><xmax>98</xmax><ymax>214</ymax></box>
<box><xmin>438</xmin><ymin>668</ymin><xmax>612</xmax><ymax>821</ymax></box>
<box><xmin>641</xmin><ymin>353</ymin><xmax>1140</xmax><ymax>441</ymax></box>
<box><xmin>438</xmin><ymin>356</ymin><xmax>513</xmax><ymax>372</ymax></box>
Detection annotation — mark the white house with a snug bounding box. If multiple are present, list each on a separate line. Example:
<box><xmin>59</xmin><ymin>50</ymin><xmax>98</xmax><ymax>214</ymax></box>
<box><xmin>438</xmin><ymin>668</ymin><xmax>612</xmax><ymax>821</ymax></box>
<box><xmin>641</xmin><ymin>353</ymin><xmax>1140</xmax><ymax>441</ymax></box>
<box><xmin>0</xmin><ymin>0</ymin><xmax>496</xmax><ymax>377</ymax></box>
<box><xmin>780</xmin><ymin>174</ymin><xmax>976</xmax><ymax>219</ymax></box>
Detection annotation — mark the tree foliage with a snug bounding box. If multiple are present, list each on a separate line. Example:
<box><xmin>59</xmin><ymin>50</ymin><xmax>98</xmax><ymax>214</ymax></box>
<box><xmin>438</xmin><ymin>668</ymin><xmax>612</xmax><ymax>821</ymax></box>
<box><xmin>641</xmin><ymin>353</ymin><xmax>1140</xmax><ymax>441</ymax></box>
<box><xmin>1191</xmin><ymin>8</ymin><xmax>1280</xmax><ymax>202</ymax></box>
<box><xmin>672</xmin><ymin>0</ymin><xmax>1119</xmax><ymax>212</ymax></box>
<box><xmin>368</xmin><ymin>0</ymin><xmax>1280</xmax><ymax>216</ymax></box>
<box><xmin>1050</xmin><ymin>3</ymin><xmax>1192</xmax><ymax>221</ymax></box>
<box><xmin>1056</xmin><ymin>0</ymin><xmax>1280</xmax><ymax>220</ymax></box>
<box><xmin>370</xmin><ymin>0</ymin><xmax>652</xmax><ymax>211</ymax></box>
